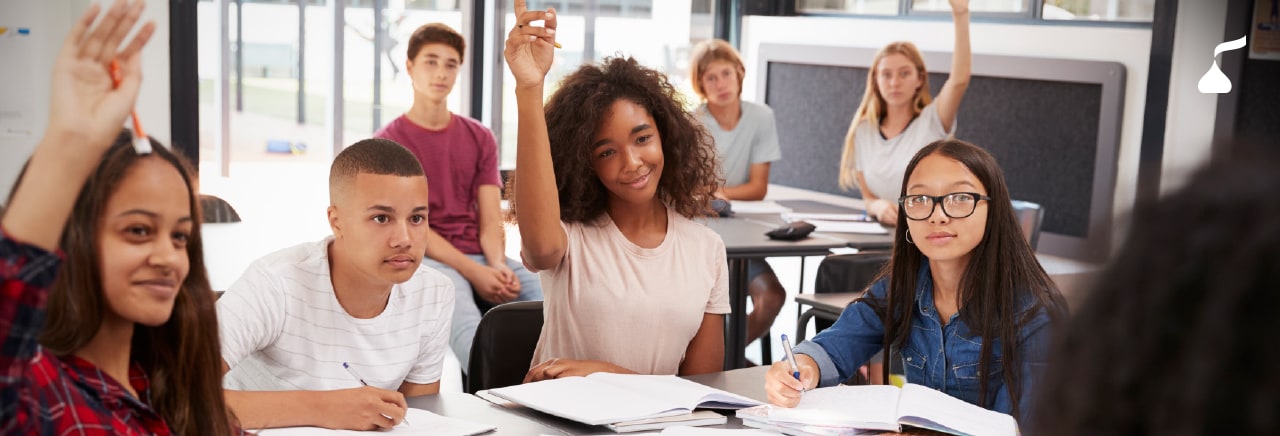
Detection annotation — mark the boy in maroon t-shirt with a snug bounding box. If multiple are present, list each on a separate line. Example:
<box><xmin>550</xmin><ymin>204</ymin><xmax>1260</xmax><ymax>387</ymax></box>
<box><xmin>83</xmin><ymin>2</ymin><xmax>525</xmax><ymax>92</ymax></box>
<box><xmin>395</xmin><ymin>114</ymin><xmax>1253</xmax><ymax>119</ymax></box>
<box><xmin>375</xmin><ymin>23</ymin><xmax>542</xmax><ymax>372</ymax></box>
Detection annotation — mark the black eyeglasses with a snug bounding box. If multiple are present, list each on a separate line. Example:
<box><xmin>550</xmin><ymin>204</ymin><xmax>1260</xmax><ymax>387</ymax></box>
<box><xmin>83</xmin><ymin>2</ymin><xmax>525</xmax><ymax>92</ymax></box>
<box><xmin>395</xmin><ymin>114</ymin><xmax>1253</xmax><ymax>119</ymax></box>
<box><xmin>898</xmin><ymin>192</ymin><xmax>991</xmax><ymax>220</ymax></box>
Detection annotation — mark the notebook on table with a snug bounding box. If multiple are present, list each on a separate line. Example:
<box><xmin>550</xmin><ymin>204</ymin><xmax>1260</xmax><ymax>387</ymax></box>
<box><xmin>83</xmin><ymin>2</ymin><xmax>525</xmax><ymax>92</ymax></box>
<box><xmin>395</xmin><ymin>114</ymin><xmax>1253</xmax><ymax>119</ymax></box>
<box><xmin>736</xmin><ymin>383</ymin><xmax>1016</xmax><ymax>436</ymax></box>
<box><xmin>484</xmin><ymin>373</ymin><xmax>762</xmax><ymax>427</ymax></box>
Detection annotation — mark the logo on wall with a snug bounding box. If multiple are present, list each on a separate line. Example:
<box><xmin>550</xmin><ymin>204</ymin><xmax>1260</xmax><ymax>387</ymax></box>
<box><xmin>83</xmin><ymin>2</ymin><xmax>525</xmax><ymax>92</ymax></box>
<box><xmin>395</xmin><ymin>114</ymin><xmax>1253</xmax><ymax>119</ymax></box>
<box><xmin>1198</xmin><ymin>36</ymin><xmax>1248</xmax><ymax>94</ymax></box>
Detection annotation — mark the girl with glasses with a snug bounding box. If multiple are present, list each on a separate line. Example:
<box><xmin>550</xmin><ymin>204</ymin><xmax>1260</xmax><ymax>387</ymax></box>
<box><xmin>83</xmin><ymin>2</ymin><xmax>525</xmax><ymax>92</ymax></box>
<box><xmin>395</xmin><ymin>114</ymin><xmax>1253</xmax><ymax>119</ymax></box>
<box><xmin>837</xmin><ymin>0</ymin><xmax>972</xmax><ymax>226</ymax></box>
<box><xmin>765</xmin><ymin>139</ymin><xmax>1066</xmax><ymax>432</ymax></box>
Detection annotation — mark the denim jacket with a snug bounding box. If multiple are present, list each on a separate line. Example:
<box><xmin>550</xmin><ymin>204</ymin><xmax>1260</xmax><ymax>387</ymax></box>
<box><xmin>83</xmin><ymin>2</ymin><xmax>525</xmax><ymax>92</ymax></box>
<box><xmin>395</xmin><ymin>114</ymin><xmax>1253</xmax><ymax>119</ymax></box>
<box><xmin>792</xmin><ymin>262</ymin><xmax>1053</xmax><ymax>426</ymax></box>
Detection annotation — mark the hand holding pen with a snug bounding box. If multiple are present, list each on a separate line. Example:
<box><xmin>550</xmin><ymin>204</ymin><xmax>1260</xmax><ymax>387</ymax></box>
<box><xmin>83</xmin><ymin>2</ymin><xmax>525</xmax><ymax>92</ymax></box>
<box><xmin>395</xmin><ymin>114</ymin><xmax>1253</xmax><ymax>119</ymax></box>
<box><xmin>765</xmin><ymin>335</ymin><xmax>817</xmax><ymax>408</ymax></box>
<box><xmin>340</xmin><ymin>362</ymin><xmax>411</xmax><ymax>428</ymax></box>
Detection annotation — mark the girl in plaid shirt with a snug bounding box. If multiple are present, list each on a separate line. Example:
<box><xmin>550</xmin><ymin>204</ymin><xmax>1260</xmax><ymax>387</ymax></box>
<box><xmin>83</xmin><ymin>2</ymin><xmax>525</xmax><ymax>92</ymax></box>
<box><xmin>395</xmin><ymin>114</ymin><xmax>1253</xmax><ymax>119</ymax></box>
<box><xmin>0</xmin><ymin>1</ymin><xmax>238</xmax><ymax>434</ymax></box>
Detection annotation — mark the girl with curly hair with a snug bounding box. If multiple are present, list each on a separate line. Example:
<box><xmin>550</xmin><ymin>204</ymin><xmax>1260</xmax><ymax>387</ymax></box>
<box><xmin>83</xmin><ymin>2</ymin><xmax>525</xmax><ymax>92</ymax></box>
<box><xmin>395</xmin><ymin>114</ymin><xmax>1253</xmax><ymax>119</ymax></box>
<box><xmin>504</xmin><ymin>0</ymin><xmax>728</xmax><ymax>380</ymax></box>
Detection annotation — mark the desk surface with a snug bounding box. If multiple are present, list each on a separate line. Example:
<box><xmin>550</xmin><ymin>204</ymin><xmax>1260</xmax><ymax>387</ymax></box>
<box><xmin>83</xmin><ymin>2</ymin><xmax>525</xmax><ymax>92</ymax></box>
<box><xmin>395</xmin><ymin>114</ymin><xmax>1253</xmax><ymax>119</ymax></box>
<box><xmin>795</xmin><ymin>292</ymin><xmax>864</xmax><ymax>313</ymax></box>
<box><xmin>407</xmin><ymin>392</ymin><xmax>598</xmax><ymax>435</ymax></box>
<box><xmin>706</xmin><ymin>217</ymin><xmax>849</xmax><ymax>258</ymax></box>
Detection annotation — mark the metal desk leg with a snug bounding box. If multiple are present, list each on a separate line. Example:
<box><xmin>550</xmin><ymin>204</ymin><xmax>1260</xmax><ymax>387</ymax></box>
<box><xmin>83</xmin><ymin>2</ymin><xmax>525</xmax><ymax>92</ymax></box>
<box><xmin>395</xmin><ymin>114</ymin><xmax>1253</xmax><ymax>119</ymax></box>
<box><xmin>725</xmin><ymin>258</ymin><xmax>750</xmax><ymax>370</ymax></box>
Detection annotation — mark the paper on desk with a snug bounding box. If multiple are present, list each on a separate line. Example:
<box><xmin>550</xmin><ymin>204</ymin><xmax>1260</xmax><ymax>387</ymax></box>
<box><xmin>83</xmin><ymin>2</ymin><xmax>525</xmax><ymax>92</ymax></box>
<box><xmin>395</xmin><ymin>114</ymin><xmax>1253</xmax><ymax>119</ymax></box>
<box><xmin>798</xmin><ymin>220</ymin><xmax>888</xmax><ymax>235</ymax></box>
<box><xmin>781</xmin><ymin>213</ymin><xmax>872</xmax><ymax>222</ymax></box>
<box><xmin>659</xmin><ymin>427</ymin><xmax>781</xmax><ymax>435</ymax></box>
<box><xmin>729</xmin><ymin>201</ymin><xmax>793</xmax><ymax>214</ymax></box>
<box><xmin>255</xmin><ymin>408</ymin><xmax>495</xmax><ymax>435</ymax></box>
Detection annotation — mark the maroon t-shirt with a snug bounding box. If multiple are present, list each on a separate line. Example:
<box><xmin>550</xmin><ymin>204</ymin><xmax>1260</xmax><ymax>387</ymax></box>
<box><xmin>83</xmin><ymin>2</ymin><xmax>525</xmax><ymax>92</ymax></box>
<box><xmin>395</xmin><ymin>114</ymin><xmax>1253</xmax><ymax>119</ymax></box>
<box><xmin>375</xmin><ymin>114</ymin><xmax>501</xmax><ymax>255</ymax></box>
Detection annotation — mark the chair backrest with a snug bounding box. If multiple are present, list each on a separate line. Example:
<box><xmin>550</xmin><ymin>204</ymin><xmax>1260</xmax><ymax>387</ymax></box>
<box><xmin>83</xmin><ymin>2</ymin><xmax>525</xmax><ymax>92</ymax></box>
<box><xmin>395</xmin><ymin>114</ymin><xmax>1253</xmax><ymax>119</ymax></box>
<box><xmin>466</xmin><ymin>300</ymin><xmax>544</xmax><ymax>394</ymax></box>
<box><xmin>1010</xmin><ymin>200</ymin><xmax>1045</xmax><ymax>250</ymax></box>
<box><xmin>200</xmin><ymin>194</ymin><xmax>242</xmax><ymax>223</ymax></box>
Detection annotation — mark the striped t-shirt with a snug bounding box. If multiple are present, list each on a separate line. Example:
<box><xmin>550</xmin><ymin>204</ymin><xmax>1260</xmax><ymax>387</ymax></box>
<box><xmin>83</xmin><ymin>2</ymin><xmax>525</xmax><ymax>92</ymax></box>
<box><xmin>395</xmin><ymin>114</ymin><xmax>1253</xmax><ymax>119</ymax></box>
<box><xmin>217</xmin><ymin>237</ymin><xmax>454</xmax><ymax>391</ymax></box>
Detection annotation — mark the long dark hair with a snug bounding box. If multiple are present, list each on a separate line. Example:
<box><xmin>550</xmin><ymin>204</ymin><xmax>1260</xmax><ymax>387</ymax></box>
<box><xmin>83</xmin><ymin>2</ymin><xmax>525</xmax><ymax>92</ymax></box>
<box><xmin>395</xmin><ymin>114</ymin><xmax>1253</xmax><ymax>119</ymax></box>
<box><xmin>871</xmin><ymin>139</ymin><xmax>1065</xmax><ymax>419</ymax></box>
<box><xmin>37</xmin><ymin>131</ymin><xmax>237</xmax><ymax>434</ymax></box>
<box><xmin>1034</xmin><ymin>148</ymin><xmax>1280</xmax><ymax>435</ymax></box>
<box><xmin>505</xmin><ymin>56</ymin><xmax>722</xmax><ymax>223</ymax></box>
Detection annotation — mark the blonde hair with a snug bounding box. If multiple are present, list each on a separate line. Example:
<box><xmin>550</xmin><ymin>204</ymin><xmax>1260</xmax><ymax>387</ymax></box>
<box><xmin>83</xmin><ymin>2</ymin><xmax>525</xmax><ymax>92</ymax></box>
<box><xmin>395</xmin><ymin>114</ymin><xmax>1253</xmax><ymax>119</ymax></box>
<box><xmin>689</xmin><ymin>38</ymin><xmax>746</xmax><ymax>101</ymax></box>
<box><xmin>838</xmin><ymin>41</ymin><xmax>933</xmax><ymax>191</ymax></box>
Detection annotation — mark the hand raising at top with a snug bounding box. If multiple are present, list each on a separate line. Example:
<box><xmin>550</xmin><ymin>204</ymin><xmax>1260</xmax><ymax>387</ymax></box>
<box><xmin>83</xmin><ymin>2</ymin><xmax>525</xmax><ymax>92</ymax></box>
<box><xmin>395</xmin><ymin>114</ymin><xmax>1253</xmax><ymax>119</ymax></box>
<box><xmin>47</xmin><ymin>0</ymin><xmax>155</xmax><ymax>148</ymax></box>
<box><xmin>503</xmin><ymin>0</ymin><xmax>558</xmax><ymax>90</ymax></box>
<box><xmin>949</xmin><ymin>0</ymin><xmax>970</xmax><ymax>14</ymax></box>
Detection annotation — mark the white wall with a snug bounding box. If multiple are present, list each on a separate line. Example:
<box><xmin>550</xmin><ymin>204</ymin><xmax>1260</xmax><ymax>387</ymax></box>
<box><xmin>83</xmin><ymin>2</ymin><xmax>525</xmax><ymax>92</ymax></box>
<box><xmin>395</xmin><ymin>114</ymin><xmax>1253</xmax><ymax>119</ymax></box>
<box><xmin>740</xmin><ymin>15</ymin><xmax>1152</xmax><ymax>250</ymax></box>
<box><xmin>0</xmin><ymin>0</ymin><xmax>169</xmax><ymax>205</ymax></box>
<box><xmin>1160</xmin><ymin>0</ymin><xmax>1230</xmax><ymax>194</ymax></box>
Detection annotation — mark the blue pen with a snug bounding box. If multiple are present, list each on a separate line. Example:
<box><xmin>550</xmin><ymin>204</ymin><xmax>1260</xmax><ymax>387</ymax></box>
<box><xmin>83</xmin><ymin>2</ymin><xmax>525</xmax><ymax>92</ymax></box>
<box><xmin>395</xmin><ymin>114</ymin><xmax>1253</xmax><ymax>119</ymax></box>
<box><xmin>780</xmin><ymin>334</ymin><xmax>805</xmax><ymax>395</ymax></box>
<box><xmin>343</xmin><ymin>362</ymin><xmax>410</xmax><ymax>426</ymax></box>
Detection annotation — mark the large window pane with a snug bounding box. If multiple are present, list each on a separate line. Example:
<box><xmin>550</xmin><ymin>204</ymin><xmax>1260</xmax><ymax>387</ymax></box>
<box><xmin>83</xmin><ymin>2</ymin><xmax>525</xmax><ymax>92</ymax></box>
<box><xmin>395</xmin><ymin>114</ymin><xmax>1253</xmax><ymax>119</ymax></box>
<box><xmin>1042</xmin><ymin>0</ymin><xmax>1154</xmax><ymax>22</ymax></box>
<box><xmin>797</xmin><ymin>0</ymin><xmax>899</xmax><ymax>15</ymax></box>
<box><xmin>913</xmin><ymin>0</ymin><xmax>1025</xmax><ymax>14</ymax></box>
<box><xmin>198</xmin><ymin>0</ymin><xmax>335</xmax><ymax>167</ymax></box>
<box><xmin>342</xmin><ymin>1</ymin><xmax>463</xmax><ymax>146</ymax></box>
<box><xmin>498</xmin><ymin>0</ymin><xmax>711</xmax><ymax>167</ymax></box>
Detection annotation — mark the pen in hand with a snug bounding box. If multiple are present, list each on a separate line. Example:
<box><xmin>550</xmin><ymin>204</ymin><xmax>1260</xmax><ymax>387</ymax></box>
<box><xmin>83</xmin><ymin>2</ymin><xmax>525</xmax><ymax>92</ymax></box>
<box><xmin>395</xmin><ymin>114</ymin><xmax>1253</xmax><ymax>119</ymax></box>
<box><xmin>780</xmin><ymin>334</ymin><xmax>805</xmax><ymax>396</ymax></box>
<box><xmin>343</xmin><ymin>362</ymin><xmax>411</xmax><ymax>426</ymax></box>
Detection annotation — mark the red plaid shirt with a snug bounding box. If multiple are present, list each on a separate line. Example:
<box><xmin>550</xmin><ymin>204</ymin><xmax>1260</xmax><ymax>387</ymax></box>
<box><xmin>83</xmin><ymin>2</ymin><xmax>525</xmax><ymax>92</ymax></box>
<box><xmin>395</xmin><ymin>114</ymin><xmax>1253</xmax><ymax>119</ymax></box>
<box><xmin>1</xmin><ymin>228</ymin><xmax>171</xmax><ymax>435</ymax></box>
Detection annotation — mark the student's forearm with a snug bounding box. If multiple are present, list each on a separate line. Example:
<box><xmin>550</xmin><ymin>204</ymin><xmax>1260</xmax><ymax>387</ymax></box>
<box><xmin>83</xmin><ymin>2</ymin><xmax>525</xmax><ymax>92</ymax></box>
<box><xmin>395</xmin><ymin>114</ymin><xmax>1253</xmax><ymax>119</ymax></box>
<box><xmin>425</xmin><ymin>229</ymin><xmax>480</xmax><ymax>276</ymax></box>
<box><xmin>513</xmin><ymin>85</ymin><xmax>567</xmax><ymax>267</ymax></box>
<box><xmin>478</xmin><ymin>231</ymin><xmax>506</xmax><ymax>267</ymax></box>
<box><xmin>225</xmin><ymin>389</ymin><xmax>333</xmax><ymax>429</ymax></box>
<box><xmin>3</xmin><ymin>134</ymin><xmax>106</xmax><ymax>251</ymax></box>
<box><xmin>476</xmin><ymin>186</ymin><xmax>508</xmax><ymax>267</ymax></box>
<box><xmin>721</xmin><ymin>182</ymin><xmax>767</xmax><ymax>201</ymax></box>
<box><xmin>951</xmin><ymin>8</ymin><xmax>972</xmax><ymax>85</ymax></box>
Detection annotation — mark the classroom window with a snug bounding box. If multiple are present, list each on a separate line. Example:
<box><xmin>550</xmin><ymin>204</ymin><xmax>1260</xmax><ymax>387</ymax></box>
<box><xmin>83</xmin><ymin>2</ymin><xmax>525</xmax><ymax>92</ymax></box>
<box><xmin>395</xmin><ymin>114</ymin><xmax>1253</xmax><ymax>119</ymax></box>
<box><xmin>196</xmin><ymin>0</ymin><xmax>468</xmax><ymax>174</ymax></box>
<box><xmin>495</xmin><ymin>0</ymin><xmax>711</xmax><ymax>168</ymax></box>
<box><xmin>1042</xmin><ymin>0</ymin><xmax>1155</xmax><ymax>22</ymax></box>
<box><xmin>912</xmin><ymin>0</ymin><xmax>1027</xmax><ymax>14</ymax></box>
<box><xmin>796</xmin><ymin>0</ymin><xmax>1154</xmax><ymax>22</ymax></box>
<box><xmin>797</xmin><ymin>0</ymin><xmax>899</xmax><ymax>15</ymax></box>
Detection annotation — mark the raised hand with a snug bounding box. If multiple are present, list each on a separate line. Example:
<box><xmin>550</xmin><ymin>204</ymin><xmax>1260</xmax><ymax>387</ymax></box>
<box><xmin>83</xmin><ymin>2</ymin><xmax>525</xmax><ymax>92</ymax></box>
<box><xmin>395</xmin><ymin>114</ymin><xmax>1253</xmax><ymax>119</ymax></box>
<box><xmin>3</xmin><ymin>0</ymin><xmax>156</xmax><ymax>251</ymax></box>
<box><xmin>503</xmin><ymin>0</ymin><xmax>558</xmax><ymax>89</ymax></box>
<box><xmin>48</xmin><ymin>0</ymin><xmax>155</xmax><ymax>148</ymax></box>
<box><xmin>949</xmin><ymin>0</ymin><xmax>970</xmax><ymax>14</ymax></box>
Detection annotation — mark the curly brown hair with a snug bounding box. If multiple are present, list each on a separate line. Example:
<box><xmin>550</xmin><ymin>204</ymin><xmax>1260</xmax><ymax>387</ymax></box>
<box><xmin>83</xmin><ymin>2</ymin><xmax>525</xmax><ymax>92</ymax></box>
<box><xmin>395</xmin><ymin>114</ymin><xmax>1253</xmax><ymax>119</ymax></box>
<box><xmin>507</xmin><ymin>56</ymin><xmax>722</xmax><ymax>223</ymax></box>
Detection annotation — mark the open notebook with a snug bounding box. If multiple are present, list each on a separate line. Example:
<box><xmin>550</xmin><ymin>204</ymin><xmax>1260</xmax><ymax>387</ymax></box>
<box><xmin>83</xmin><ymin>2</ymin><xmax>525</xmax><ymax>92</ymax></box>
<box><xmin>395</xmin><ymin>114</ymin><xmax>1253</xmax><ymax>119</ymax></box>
<box><xmin>254</xmin><ymin>408</ymin><xmax>495</xmax><ymax>436</ymax></box>
<box><xmin>737</xmin><ymin>384</ymin><xmax>1016</xmax><ymax>436</ymax></box>
<box><xmin>485</xmin><ymin>373</ymin><xmax>762</xmax><ymax>426</ymax></box>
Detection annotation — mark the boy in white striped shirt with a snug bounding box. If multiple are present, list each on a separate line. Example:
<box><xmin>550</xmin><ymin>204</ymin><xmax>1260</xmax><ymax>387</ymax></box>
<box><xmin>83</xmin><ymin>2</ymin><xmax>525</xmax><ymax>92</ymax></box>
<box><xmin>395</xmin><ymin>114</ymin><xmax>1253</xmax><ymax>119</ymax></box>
<box><xmin>217</xmin><ymin>138</ymin><xmax>455</xmax><ymax>431</ymax></box>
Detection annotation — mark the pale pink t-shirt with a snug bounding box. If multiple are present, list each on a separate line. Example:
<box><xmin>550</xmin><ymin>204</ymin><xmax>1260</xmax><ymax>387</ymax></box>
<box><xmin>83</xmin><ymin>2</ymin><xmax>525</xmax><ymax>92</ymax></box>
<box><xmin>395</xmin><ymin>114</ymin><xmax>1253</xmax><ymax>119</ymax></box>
<box><xmin>531</xmin><ymin>208</ymin><xmax>731</xmax><ymax>375</ymax></box>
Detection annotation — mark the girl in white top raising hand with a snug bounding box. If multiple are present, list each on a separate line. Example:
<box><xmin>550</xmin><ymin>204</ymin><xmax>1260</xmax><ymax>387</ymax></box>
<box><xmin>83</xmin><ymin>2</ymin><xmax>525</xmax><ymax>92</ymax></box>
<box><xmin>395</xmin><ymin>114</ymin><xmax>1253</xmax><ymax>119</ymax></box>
<box><xmin>838</xmin><ymin>0</ymin><xmax>972</xmax><ymax>226</ymax></box>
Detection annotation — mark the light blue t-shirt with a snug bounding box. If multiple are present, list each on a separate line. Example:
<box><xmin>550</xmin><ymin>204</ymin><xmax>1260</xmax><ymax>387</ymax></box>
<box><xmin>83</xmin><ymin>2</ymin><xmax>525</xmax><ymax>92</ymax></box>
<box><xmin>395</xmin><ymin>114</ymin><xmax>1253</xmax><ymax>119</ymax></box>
<box><xmin>696</xmin><ymin>101</ymin><xmax>783</xmax><ymax>187</ymax></box>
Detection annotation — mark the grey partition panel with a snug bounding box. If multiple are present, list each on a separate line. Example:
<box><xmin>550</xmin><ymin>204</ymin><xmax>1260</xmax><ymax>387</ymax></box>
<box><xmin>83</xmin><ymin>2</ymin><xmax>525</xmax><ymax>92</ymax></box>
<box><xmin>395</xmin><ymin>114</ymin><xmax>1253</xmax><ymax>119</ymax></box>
<box><xmin>757</xmin><ymin>44</ymin><xmax>1125</xmax><ymax>261</ymax></box>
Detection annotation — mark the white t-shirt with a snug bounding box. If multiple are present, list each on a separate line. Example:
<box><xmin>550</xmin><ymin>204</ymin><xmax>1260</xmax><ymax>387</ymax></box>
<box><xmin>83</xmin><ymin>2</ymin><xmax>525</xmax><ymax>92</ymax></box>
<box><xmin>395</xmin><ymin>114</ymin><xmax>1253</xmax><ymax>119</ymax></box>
<box><xmin>217</xmin><ymin>237</ymin><xmax>455</xmax><ymax>391</ymax></box>
<box><xmin>852</xmin><ymin>103</ymin><xmax>956</xmax><ymax>202</ymax></box>
<box><xmin>531</xmin><ymin>208</ymin><xmax>731</xmax><ymax>375</ymax></box>
<box><xmin>696</xmin><ymin>101</ymin><xmax>783</xmax><ymax>187</ymax></box>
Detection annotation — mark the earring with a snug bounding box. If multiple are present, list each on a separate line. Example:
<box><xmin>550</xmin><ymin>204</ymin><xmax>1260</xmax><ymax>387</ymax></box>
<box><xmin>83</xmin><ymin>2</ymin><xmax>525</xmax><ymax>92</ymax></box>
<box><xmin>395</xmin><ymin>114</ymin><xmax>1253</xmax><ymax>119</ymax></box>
<box><xmin>904</xmin><ymin>231</ymin><xmax>914</xmax><ymax>244</ymax></box>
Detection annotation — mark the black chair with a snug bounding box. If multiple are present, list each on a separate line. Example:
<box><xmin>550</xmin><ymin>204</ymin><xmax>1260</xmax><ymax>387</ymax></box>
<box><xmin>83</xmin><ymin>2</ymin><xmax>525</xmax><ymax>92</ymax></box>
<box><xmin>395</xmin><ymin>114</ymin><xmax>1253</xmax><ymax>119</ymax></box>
<box><xmin>465</xmin><ymin>300</ymin><xmax>544</xmax><ymax>394</ymax></box>
<box><xmin>200</xmin><ymin>194</ymin><xmax>242</xmax><ymax>223</ymax></box>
